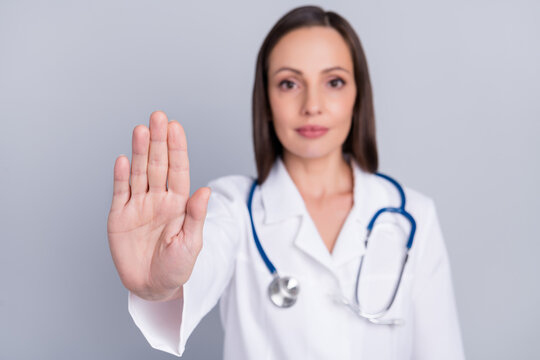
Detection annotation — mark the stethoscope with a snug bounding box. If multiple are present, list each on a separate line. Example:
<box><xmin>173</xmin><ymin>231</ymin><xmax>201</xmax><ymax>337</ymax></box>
<box><xmin>246</xmin><ymin>172</ymin><xmax>417</xmax><ymax>325</ymax></box>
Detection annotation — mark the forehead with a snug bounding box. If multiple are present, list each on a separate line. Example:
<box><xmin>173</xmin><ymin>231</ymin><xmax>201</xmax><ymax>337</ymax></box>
<box><xmin>268</xmin><ymin>26</ymin><xmax>354</xmax><ymax>74</ymax></box>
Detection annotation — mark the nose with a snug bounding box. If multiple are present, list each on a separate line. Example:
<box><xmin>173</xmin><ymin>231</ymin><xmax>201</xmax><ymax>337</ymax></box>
<box><xmin>301</xmin><ymin>85</ymin><xmax>323</xmax><ymax>116</ymax></box>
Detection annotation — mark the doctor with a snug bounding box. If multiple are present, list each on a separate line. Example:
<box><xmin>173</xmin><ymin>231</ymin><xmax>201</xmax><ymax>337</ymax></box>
<box><xmin>107</xmin><ymin>5</ymin><xmax>465</xmax><ymax>360</ymax></box>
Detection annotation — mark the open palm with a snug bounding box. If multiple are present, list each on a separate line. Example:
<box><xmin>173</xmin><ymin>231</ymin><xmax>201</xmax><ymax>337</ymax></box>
<box><xmin>107</xmin><ymin>111</ymin><xmax>210</xmax><ymax>301</ymax></box>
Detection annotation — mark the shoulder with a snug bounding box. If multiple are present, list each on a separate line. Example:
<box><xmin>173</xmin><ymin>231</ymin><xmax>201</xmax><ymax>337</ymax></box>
<box><xmin>205</xmin><ymin>174</ymin><xmax>255</xmax><ymax>218</ymax></box>
<box><xmin>401</xmin><ymin>184</ymin><xmax>439</xmax><ymax>240</ymax></box>
<box><xmin>207</xmin><ymin>174</ymin><xmax>255</xmax><ymax>201</ymax></box>
<box><xmin>373</xmin><ymin>173</ymin><xmax>437</xmax><ymax>221</ymax></box>
<box><xmin>369</xmin><ymin>173</ymin><xmax>440</xmax><ymax>245</ymax></box>
<box><xmin>393</xmin><ymin>181</ymin><xmax>447</xmax><ymax>264</ymax></box>
<box><xmin>402</xmin><ymin>185</ymin><xmax>437</xmax><ymax>219</ymax></box>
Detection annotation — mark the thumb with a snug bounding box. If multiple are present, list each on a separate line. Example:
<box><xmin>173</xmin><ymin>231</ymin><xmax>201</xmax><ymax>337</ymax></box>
<box><xmin>183</xmin><ymin>186</ymin><xmax>211</xmax><ymax>252</ymax></box>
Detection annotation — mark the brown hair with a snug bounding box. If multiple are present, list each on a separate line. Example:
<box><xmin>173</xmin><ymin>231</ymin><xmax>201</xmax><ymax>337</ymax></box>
<box><xmin>252</xmin><ymin>5</ymin><xmax>378</xmax><ymax>183</ymax></box>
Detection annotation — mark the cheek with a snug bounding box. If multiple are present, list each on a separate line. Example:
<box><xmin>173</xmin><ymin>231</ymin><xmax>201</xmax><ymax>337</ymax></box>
<box><xmin>327</xmin><ymin>87</ymin><xmax>356</xmax><ymax>115</ymax></box>
<box><xmin>272</xmin><ymin>118</ymin><xmax>295</xmax><ymax>149</ymax></box>
<box><xmin>268</xmin><ymin>92</ymin><xmax>298</xmax><ymax>135</ymax></box>
<box><xmin>327</xmin><ymin>98</ymin><xmax>355</xmax><ymax>129</ymax></box>
<box><xmin>269</xmin><ymin>90</ymin><xmax>298</xmax><ymax>119</ymax></box>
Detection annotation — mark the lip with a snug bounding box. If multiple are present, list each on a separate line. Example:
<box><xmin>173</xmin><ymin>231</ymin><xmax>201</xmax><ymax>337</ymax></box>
<box><xmin>295</xmin><ymin>125</ymin><xmax>329</xmax><ymax>139</ymax></box>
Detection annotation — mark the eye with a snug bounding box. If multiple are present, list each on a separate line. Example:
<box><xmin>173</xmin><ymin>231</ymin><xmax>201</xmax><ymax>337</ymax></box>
<box><xmin>278</xmin><ymin>79</ymin><xmax>297</xmax><ymax>90</ymax></box>
<box><xmin>328</xmin><ymin>77</ymin><xmax>346</xmax><ymax>88</ymax></box>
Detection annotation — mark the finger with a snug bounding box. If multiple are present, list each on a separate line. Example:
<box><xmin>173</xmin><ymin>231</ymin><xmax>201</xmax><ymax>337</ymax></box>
<box><xmin>148</xmin><ymin>111</ymin><xmax>169</xmax><ymax>193</ymax></box>
<box><xmin>131</xmin><ymin>125</ymin><xmax>150</xmax><ymax>196</ymax></box>
<box><xmin>182</xmin><ymin>187</ymin><xmax>211</xmax><ymax>252</ymax></box>
<box><xmin>167</xmin><ymin>121</ymin><xmax>190</xmax><ymax>197</ymax></box>
<box><xmin>111</xmin><ymin>155</ymin><xmax>130</xmax><ymax>211</ymax></box>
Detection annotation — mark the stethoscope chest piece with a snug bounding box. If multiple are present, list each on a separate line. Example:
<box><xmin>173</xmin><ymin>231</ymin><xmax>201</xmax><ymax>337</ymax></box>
<box><xmin>268</xmin><ymin>275</ymin><xmax>300</xmax><ymax>308</ymax></box>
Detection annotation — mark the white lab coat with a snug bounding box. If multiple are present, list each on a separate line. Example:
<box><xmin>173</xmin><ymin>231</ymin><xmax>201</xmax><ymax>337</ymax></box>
<box><xmin>128</xmin><ymin>157</ymin><xmax>465</xmax><ymax>359</ymax></box>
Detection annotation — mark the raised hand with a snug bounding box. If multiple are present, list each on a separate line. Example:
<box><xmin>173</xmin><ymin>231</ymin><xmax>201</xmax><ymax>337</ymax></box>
<box><xmin>107</xmin><ymin>111</ymin><xmax>210</xmax><ymax>302</ymax></box>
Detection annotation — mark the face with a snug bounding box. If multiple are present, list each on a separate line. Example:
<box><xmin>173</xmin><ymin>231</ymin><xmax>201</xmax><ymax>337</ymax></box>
<box><xmin>267</xmin><ymin>26</ymin><xmax>357</xmax><ymax>161</ymax></box>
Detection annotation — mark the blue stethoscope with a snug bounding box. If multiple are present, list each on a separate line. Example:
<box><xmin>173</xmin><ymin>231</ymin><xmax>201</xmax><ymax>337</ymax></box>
<box><xmin>247</xmin><ymin>172</ymin><xmax>417</xmax><ymax>325</ymax></box>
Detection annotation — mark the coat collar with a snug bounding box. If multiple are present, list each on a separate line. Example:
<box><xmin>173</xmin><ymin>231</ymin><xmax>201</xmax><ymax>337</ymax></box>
<box><xmin>259</xmin><ymin>156</ymin><xmax>391</xmax><ymax>269</ymax></box>
<box><xmin>260</xmin><ymin>157</ymin><xmax>306</xmax><ymax>224</ymax></box>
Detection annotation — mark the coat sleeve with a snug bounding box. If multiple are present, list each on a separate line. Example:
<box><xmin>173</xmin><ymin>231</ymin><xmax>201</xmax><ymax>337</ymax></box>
<box><xmin>127</xmin><ymin>176</ymin><xmax>248</xmax><ymax>357</ymax></box>
<box><xmin>410</xmin><ymin>199</ymin><xmax>466</xmax><ymax>360</ymax></box>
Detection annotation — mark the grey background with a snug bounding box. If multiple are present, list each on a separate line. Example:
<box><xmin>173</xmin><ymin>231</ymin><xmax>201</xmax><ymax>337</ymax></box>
<box><xmin>1</xmin><ymin>0</ymin><xmax>538</xmax><ymax>359</ymax></box>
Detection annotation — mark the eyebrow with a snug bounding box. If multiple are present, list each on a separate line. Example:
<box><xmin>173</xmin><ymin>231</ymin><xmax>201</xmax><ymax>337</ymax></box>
<box><xmin>271</xmin><ymin>66</ymin><xmax>351</xmax><ymax>76</ymax></box>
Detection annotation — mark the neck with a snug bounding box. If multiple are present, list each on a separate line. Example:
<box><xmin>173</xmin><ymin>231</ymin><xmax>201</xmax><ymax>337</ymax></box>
<box><xmin>282</xmin><ymin>150</ymin><xmax>353</xmax><ymax>199</ymax></box>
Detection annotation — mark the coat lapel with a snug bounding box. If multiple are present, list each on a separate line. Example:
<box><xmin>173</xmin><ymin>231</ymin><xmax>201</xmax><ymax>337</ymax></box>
<box><xmin>331</xmin><ymin>160</ymin><xmax>390</xmax><ymax>267</ymax></box>
<box><xmin>260</xmin><ymin>158</ymin><xmax>305</xmax><ymax>224</ymax></box>
<box><xmin>260</xmin><ymin>158</ymin><xmax>334</xmax><ymax>271</ymax></box>
<box><xmin>259</xmin><ymin>157</ymin><xmax>392</xmax><ymax>274</ymax></box>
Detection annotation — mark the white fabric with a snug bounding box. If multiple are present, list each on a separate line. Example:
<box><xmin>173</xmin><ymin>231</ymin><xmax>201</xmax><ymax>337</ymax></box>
<box><xmin>128</xmin><ymin>158</ymin><xmax>465</xmax><ymax>359</ymax></box>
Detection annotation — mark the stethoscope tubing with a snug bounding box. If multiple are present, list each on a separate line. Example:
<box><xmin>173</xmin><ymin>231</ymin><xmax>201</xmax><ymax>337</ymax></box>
<box><xmin>247</xmin><ymin>180</ymin><xmax>277</xmax><ymax>275</ymax></box>
<box><xmin>248</xmin><ymin>172</ymin><xmax>415</xmax><ymax>274</ymax></box>
<box><xmin>247</xmin><ymin>170</ymin><xmax>417</xmax><ymax>322</ymax></box>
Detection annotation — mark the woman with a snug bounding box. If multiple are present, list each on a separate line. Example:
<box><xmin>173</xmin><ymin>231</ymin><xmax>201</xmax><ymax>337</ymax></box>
<box><xmin>107</xmin><ymin>5</ymin><xmax>465</xmax><ymax>359</ymax></box>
